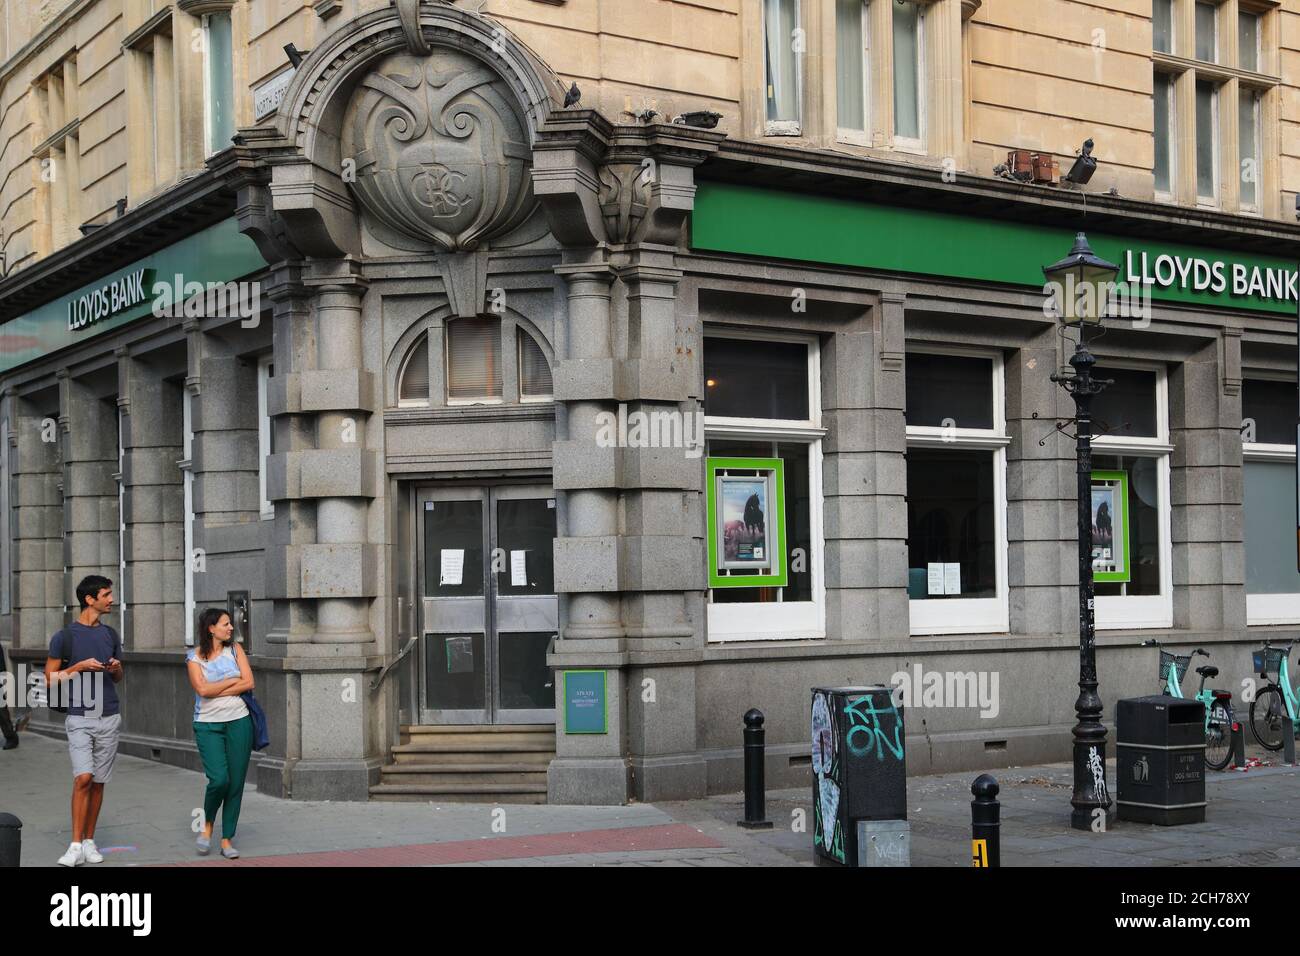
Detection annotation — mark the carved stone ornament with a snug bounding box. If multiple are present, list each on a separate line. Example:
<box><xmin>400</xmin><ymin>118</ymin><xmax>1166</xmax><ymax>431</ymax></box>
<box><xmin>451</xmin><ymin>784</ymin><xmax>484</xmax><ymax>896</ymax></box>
<box><xmin>341</xmin><ymin>50</ymin><xmax>537</xmax><ymax>252</ymax></box>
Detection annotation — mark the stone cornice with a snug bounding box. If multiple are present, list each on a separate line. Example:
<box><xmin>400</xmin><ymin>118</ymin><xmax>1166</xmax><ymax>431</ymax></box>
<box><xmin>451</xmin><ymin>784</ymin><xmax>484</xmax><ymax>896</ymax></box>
<box><xmin>701</xmin><ymin>138</ymin><xmax>1300</xmax><ymax>256</ymax></box>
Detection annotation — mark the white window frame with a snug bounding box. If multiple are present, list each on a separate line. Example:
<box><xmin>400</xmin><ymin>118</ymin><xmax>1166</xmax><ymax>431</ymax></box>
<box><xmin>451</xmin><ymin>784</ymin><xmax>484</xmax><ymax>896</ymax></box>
<box><xmin>763</xmin><ymin>0</ymin><xmax>804</xmax><ymax>136</ymax></box>
<box><xmin>1153</xmin><ymin>0</ymin><xmax>1175</xmax><ymax>56</ymax></box>
<box><xmin>891</xmin><ymin>0</ymin><xmax>927</xmax><ymax>152</ymax></box>
<box><xmin>1092</xmin><ymin>361</ymin><xmax>1174</xmax><ymax>630</ymax></box>
<box><xmin>257</xmin><ymin>356</ymin><xmax>275</xmax><ymax>519</ymax></box>
<box><xmin>905</xmin><ymin>345</ymin><xmax>1009</xmax><ymax>636</ymax></box>
<box><xmin>835</xmin><ymin>0</ymin><xmax>871</xmax><ymax>146</ymax></box>
<box><xmin>704</xmin><ymin>327</ymin><xmax>826</xmax><ymax>642</ymax></box>
<box><xmin>1154</xmin><ymin>71</ymin><xmax>1177</xmax><ymax>201</ymax></box>
<box><xmin>180</xmin><ymin>390</ymin><xmax>195</xmax><ymax>645</ymax></box>
<box><xmin>1242</xmin><ymin>373</ymin><xmax>1300</xmax><ymax>625</ymax></box>
<box><xmin>397</xmin><ymin>334</ymin><xmax>431</xmax><ymax>408</ymax></box>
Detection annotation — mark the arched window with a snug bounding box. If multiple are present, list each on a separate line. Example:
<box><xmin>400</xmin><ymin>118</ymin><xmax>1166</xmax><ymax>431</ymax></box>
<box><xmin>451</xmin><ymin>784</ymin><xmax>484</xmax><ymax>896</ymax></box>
<box><xmin>518</xmin><ymin>328</ymin><xmax>553</xmax><ymax>401</ymax></box>
<box><xmin>398</xmin><ymin>334</ymin><xmax>430</xmax><ymax>405</ymax></box>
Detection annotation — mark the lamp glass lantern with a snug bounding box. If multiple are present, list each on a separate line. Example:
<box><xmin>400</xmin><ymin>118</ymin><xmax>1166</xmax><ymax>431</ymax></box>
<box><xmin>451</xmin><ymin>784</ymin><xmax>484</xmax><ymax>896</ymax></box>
<box><xmin>1042</xmin><ymin>232</ymin><xmax>1120</xmax><ymax>327</ymax></box>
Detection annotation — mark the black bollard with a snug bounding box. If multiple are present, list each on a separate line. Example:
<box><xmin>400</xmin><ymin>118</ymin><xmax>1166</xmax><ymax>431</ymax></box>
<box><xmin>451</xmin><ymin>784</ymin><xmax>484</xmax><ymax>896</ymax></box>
<box><xmin>0</xmin><ymin>813</ymin><xmax>21</xmax><ymax>868</ymax></box>
<box><xmin>738</xmin><ymin>709</ymin><xmax>773</xmax><ymax>829</ymax></box>
<box><xmin>970</xmin><ymin>774</ymin><xmax>1000</xmax><ymax>868</ymax></box>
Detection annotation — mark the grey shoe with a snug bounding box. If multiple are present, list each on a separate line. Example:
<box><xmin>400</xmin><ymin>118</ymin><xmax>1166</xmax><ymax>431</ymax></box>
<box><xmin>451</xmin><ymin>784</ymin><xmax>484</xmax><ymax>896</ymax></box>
<box><xmin>221</xmin><ymin>845</ymin><xmax>240</xmax><ymax>859</ymax></box>
<box><xmin>196</xmin><ymin>835</ymin><xmax>210</xmax><ymax>855</ymax></box>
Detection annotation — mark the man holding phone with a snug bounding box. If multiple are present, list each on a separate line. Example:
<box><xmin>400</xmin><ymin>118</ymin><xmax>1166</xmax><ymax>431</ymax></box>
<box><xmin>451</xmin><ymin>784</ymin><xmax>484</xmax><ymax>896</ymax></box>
<box><xmin>45</xmin><ymin>574</ymin><xmax>124</xmax><ymax>867</ymax></box>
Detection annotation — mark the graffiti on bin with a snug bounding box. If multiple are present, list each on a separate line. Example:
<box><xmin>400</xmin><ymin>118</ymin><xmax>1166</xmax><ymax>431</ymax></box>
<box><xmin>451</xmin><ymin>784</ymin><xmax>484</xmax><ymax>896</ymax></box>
<box><xmin>844</xmin><ymin>693</ymin><xmax>904</xmax><ymax>761</ymax></box>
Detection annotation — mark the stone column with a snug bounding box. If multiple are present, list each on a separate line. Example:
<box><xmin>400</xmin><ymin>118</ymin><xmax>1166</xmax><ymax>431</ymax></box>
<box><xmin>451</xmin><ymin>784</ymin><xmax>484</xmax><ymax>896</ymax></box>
<box><xmin>618</xmin><ymin>244</ymin><xmax>705</xmax><ymax>801</ymax></box>
<box><xmin>60</xmin><ymin>373</ymin><xmax>119</xmax><ymax>636</ymax></box>
<box><xmin>823</xmin><ymin>292</ymin><xmax>909</xmax><ymax>640</ymax></box>
<box><xmin>7</xmin><ymin>392</ymin><xmax>63</xmax><ymax>649</ymax></box>
<box><xmin>1005</xmin><ymin>327</ymin><xmax>1076</xmax><ymax>635</ymax></box>
<box><xmin>1170</xmin><ymin>340</ymin><xmax>1245</xmax><ymax>631</ymax></box>
<box><xmin>262</xmin><ymin>258</ymin><xmax>380</xmax><ymax>800</ymax></box>
<box><xmin>301</xmin><ymin>260</ymin><xmax>376</xmax><ymax>646</ymax></box>
<box><xmin>549</xmin><ymin>254</ymin><xmax>630</xmax><ymax>804</ymax></box>
<box><xmin>118</xmin><ymin>353</ymin><xmax>185</xmax><ymax>650</ymax></box>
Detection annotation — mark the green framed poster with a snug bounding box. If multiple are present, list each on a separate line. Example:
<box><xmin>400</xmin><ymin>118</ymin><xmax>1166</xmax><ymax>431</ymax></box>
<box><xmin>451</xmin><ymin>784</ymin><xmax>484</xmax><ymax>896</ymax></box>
<box><xmin>1091</xmin><ymin>470</ymin><xmax>1131</xmax><ymax>584</ymax></box>
<box><xmin>563</xmin><ymin>670</ymin><xmax>607</xmax><ymax>734</ymax></box>
<box><xmin>706</xmin><ymin>457</ymin><xmax>787</xmax><ymax>589</ymax></box>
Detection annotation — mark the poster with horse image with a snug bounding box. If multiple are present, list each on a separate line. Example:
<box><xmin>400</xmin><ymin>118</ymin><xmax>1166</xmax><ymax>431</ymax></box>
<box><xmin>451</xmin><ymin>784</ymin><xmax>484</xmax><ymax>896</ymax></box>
<box><xmin>721</xmin><ymin>478</ymin><xmax>767</xmax><ymax>564</ymax></box>
<box><xmin>1090</xmin><ymin>470</ymin><xmax>1130</xmax><ymax>584</ymax></box>
<box><xmin>705</xmin><ymin>457</ymin><xmax>788</xmax><ymax>589</ymax></box>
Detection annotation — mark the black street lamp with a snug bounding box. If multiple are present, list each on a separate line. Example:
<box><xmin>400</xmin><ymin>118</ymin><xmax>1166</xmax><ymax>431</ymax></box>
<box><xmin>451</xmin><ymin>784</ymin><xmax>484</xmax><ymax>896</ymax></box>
<box><xmin>1044</xmin><ymin>232</ymin><xmax>1119</xmax><ymax>831</ymax></box>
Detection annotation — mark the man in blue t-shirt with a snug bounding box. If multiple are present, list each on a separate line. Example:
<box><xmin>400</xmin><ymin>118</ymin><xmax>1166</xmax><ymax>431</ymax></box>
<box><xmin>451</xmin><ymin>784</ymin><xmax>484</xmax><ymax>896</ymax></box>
<box><xmin>45</xmin><ymin>574</ymin><xmax>124</xmax><ymax>867</ymax></box>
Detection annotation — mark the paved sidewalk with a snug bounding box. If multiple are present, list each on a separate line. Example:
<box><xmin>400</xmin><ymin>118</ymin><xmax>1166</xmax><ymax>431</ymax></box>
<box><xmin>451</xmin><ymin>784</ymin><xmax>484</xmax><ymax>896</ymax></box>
<box><xmin>5</xmin><ymin>730</ymin><xmax>1300</xmax><ymax>866</ymax></box>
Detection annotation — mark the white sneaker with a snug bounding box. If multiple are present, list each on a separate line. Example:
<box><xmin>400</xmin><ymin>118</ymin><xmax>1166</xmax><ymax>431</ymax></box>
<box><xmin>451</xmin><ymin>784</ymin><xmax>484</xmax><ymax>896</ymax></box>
<box><xmin>81</xmin><ymin>839</ymin><xmax>103</xmax><ymax>864</ymax></box>
<box><xmin>57</xmin><ymin>843</ymin><xmax>83</xmax><ymax>867</ymax></box>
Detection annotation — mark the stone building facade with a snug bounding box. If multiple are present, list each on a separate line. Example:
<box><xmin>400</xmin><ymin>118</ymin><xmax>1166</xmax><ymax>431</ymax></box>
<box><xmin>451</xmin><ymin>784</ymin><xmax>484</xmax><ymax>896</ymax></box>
<box><xmin>1</xmin><ymin>0</ymin><xmax>1298</xmax><ymax>805</ymax></box>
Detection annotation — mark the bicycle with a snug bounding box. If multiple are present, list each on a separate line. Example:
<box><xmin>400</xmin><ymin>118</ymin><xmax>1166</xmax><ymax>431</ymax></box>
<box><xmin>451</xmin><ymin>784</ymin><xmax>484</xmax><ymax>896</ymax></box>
<box><xmin>1141</xmin><ymin>639</ymin><xmax>1236</xmax><ymax>771</ymax></box>
<box><xmin>1247</xmin><ymin>639</ymin><xmax>1298</xmax><ymax>752</ymax></box>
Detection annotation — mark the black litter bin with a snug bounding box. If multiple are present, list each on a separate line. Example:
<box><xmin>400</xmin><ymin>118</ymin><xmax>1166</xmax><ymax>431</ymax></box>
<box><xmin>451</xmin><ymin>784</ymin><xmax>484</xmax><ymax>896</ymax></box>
<box><xmin>811</xmin><ymin>686</ymin><xmax>906</xmax><ymax>866</ymax></box>
<box><xmin>1116</xmin><ymin>695</ymin><xmax>1206</xmax><ymax>825</ymax></box>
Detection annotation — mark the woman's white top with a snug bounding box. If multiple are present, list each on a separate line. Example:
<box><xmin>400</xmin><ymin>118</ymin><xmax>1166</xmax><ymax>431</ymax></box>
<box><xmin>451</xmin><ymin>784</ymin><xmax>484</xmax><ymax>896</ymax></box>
<box><xmin>187</xmin><ymin>645</ymin><xmax>250</xmax><ymax>723</ymax></box>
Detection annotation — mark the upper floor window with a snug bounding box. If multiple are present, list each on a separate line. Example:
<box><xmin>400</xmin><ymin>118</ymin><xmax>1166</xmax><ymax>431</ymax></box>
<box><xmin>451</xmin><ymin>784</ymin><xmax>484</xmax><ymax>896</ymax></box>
<box><xmin>1153</xmin><ymin>1</ymin><xmax>1278</xmax><ymax>214</ymax></box>
<box><xmin>124</xmin><ymin>7</ymin><xmax>177</xmax><ymax>200</ymax></box>
<box><xmin>892</xmin><ymin>0</ymin><xmax>924</xmax><ymax>147</ymax></box>
<box><xmin>835</xmin><ymin>0</ymin><xmax>869</xmax><ymax>140</ymax></box>
<box><xmin>203</xmin><ymin>11</ymin><xmax>236</xmax><ymax>155</ymax></box>
<box><xmin>764</xmin><ymin>0</ymin><xmax>803</xmax><ymax>134</ymax></box>
<box><xmin>33</xmin><ymin>54</ymin><xmax>80</xmax><ymax>253</ymax></box>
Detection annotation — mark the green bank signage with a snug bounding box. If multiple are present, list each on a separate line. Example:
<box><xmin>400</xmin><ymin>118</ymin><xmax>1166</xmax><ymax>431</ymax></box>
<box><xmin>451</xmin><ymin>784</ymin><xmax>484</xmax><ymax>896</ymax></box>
<box><xmin>691</xmin><ymin>183</ymin><xmax>1299</xmax><ymax>316</ymax></box>
<box><xmin>0</xmin><ymin>218</ymin><xmax>266</xmax><ymax>375</ymax></box>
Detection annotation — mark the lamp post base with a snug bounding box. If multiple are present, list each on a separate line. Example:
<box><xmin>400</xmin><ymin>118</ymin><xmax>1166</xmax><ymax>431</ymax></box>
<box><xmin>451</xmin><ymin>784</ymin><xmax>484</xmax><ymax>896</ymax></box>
<box><xmin>1070</xmin><ymin>736</ymin><xmax>1114</xmax><ymax>831</ymax></box>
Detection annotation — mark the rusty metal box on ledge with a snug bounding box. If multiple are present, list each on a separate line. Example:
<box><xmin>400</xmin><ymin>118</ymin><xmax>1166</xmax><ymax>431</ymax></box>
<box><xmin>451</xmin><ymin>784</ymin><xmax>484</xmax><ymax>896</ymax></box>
<box><xmin>811</xmin><ymin>686</ymin><xmax>907</xmax><ymax>866</ymax></box>
<box><xmin>1116</xmin><ymin>695</ymin><xmax>1206</xmax><ymax>826</ymax></box>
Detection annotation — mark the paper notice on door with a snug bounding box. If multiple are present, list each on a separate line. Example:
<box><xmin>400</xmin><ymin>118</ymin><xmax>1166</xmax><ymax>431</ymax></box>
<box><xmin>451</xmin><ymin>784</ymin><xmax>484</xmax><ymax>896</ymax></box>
<box><xmin>439</xmin><ymin>549</ymin><xmax>464</xmax><ymax>586</ymax></box>
<box><xmin>510</xmin><ymin>550</ymin><xmax>528</xmax><ymax>587</ymax></box>
<box><xmin>927</xmin><ymin>563</ymin><xmax>945</xmax><ymax>596</ymax></box>
<box><xmin>944</xmin><ymin>563</ymin><xmax>962</xmax><ymax>596</ymax></box>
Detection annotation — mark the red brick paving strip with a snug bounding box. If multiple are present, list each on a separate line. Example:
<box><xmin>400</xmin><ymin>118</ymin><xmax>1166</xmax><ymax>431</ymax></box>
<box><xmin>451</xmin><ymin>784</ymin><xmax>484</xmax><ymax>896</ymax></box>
<box><xmin>165</xmin><ymin>823</ymin><xmax>723</xmax><ymax>867</ymax></box>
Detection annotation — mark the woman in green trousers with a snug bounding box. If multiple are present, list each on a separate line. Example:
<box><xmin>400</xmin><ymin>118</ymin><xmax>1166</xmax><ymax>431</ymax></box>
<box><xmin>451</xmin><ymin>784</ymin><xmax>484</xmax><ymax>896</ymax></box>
<box><xmin>186</xmin><ymin>608</ymin><xmax>254</xmax><ymax>859</ymax></box>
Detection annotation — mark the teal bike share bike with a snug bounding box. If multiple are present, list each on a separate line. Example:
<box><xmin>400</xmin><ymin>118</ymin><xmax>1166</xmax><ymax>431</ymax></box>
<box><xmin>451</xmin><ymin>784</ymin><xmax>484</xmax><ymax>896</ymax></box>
<box><xmin>1247</xmin><ymin>639</ymin><xmax>1299</xmax><ymax>753</ymax></box>
<box><xmin>1141</xmin><ymin>639</ymin><xmax>1235</xmax><ymax>771</ymax></box>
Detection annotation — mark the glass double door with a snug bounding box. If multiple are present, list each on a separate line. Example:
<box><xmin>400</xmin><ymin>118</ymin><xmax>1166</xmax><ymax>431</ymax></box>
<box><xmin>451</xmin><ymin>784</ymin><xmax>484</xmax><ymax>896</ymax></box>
<box><xmin>417</xmin><ymin>485</ymin><xmax>557</xmax><ymax>724</ymax></box>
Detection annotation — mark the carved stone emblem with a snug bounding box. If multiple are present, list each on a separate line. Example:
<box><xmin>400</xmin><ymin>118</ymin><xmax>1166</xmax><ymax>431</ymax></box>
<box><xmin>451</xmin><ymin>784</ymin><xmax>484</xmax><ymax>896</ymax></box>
<box><xmin>342</xmin><ymin>51</ymin><xmax>535</xmax><ymax>252</ymax></box>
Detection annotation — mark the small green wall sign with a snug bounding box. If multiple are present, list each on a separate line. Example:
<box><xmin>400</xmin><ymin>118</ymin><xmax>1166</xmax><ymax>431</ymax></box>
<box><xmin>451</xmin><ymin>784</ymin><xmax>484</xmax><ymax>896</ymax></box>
<box><xmin>563</xmin><ymin>670</ymin><xmax>607</xmax><ymax>734</ymax></box>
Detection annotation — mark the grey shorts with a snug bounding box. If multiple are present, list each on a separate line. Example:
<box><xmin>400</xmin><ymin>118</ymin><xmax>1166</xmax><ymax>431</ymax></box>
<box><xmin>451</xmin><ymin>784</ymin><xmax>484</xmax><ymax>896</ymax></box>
<box><xmin>66</xmin><ymin>713</ymin><xmax>122</xmax><ymax>783</ymax></box>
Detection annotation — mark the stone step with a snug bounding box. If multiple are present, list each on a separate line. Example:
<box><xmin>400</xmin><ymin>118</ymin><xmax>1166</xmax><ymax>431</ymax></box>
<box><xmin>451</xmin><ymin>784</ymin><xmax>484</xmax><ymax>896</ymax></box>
<box><xmin>401</xmin><ymin>724</ymin><xmax>554</xmax><ymax>735</ymax></box>
<box><xmin>392</xmin><ymin>739</ymin><xmax>555</xmax><ymax>754</ymax></box>
<box><xmin>380</xmin><ymin>764</ymin><xmax>549</xmax><ymax>786</ymax></box>
<box><xmin>391</xmin><ymin>749</ymin><xmax>553</xmax><ymax>766</ymax></box>
<box><xmin>368</xmin><ymin>782</ymin><xmax>548</xmax><ymax>804</ymax></box>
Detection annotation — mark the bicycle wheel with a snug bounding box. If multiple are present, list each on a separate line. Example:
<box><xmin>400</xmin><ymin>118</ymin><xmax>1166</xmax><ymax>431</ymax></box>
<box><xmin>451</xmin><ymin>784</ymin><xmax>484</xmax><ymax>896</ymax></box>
<box><xmin>1249</xmin><ymin>685</ymin><xmax>1287</xmax><ymax>752</ymax></box>
<box><xmin>1204</xmin><ymin>700</ymin><xmax>1233</xmax><ymax>771</ymax></box>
